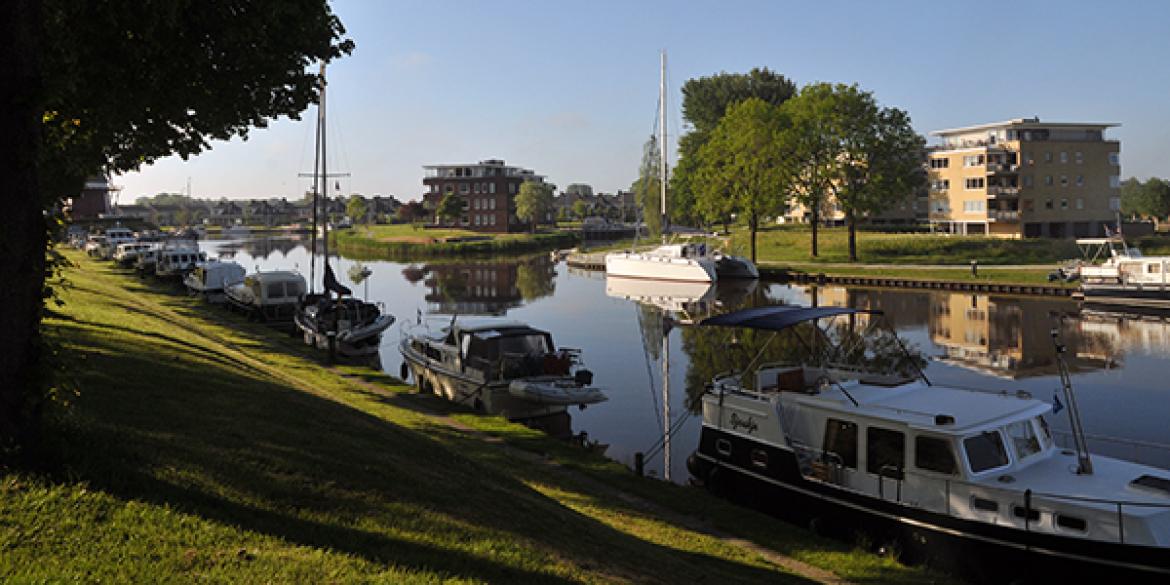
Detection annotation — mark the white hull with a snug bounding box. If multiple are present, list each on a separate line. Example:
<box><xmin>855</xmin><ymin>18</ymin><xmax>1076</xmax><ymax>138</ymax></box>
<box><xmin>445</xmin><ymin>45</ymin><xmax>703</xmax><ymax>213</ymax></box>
<box><xmin>605</xmin><ymin>252</ymin><xmax>715</xmax><ymax>282</ymax></box>
<box><xmin>507</xmin><ymin>379</ymin><xmax>606</xmax><ymax>406</ymax></box>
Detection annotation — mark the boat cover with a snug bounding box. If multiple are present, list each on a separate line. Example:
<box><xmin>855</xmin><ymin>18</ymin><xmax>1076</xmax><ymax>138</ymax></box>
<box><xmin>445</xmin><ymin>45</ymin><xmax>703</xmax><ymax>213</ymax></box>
<box><xmin>700</xmin><ymin>306</ymin><xmax>878</xmax><ymax>331</ymax></box>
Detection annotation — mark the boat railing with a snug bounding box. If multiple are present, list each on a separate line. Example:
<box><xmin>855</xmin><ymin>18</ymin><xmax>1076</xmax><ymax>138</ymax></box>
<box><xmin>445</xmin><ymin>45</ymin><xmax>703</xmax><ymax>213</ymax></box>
<box><xmin>1052</xmin><ymin>429</ymin><xmax>1170</xmax><ymax>469</ymax></box>
<box><xmin>788</xmin><ymin>443</ymin><xmax>1170</xmax><ymax>545</ymax></box>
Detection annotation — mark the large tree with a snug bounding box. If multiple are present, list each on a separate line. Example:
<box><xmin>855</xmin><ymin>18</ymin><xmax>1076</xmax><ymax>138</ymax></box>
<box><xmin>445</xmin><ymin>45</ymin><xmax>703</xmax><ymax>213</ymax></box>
<box><xmin>1121</xmin><ymin>177</ymin><xmax>1170</xmax><ymax>226</ymax></box>
<box><xmin>515</xmin><ymin>182</ymin><xmax>555</xmax><ymax>233</ymax></box>
<box><xmin>826</xmin><ymin>86</ymin><xmax>926</xmax><ymax>262</ymax></box>
<box><xmin>1</xmin><ymin>0</ymin><xmax>351</xmax><ymax>454</ymax></box>
<box><xmin>346</xmin><ymin>194</ymin><xmax>369</xmax><ymax>225</ymax></box>
<box><xmin>435</xmin><ymin>192</ymin><xmax>464</xmax><ymax>225</ymax></box>
<box><xmin>693</xmin><ymin>98</ymin><xmax>791</xmax><ymax>262</ymax></box>
<box><xmin>672</xmin><ymin>68</ymin><xmax>796</xmax><ymax>227</ymax></box>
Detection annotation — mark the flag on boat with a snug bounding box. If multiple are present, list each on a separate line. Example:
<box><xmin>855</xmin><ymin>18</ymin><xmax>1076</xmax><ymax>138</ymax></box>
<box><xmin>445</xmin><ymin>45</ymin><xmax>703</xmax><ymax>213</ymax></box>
<box><xmin>1053</xmin><ymin>393</ymin><xmax>1064</xmax><ymax>414</ymax></box>
<box><xmin>324</xmin><ymin>263</ymin><xmax>352</xmax><ymax>297</ymax></box>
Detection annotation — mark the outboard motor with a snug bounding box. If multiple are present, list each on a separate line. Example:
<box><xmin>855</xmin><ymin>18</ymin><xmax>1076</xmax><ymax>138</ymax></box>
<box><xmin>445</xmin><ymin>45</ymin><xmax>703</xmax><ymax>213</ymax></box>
<box><xmin>574</xmin><ymin>369</ymin><xmax>594</xmax><ymax>386</ymax></box>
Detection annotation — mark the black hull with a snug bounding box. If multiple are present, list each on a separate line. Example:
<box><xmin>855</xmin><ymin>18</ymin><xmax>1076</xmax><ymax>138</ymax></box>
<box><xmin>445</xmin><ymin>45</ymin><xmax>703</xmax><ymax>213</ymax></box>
<box><xmin>1081</xmin><ymin>286</ymin><xmax>1170</xmax><ymax>308</ymax></box>
<box><xmin>692</xmin><ymin>427</ymin><xmax>1170</xmax><ymax>583</ymax></box>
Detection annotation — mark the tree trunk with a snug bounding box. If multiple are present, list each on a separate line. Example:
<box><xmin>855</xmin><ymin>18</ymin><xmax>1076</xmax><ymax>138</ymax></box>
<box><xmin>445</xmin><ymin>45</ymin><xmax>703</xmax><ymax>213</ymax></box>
<box><xmin>749</xmin><ymin>212</ymin><xmax>758</xmax><ymax>263</ymax></box>
<box><xmin>810</xmin><ymin>199</ymin><xmax>819</xmax><ymax>257</ymax></box>
<box><xmin>0</xmin><ymin>0</ymin><xmax>46</xmax><ymax>454</ymax></box>
<box><xmin>847</xmin><ymin>210</ymin><xmax>858</xmax><ymax>262</ymax></box>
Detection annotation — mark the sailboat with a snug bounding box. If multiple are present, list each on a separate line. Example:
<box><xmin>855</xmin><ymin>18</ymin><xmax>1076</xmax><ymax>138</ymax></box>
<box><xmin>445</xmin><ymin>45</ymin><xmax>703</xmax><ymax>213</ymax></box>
<box><xmin>604</xmin><ymin>51</ymin><xmax>759</xmax><ymax>283</ymax></box>
<box><xmin>293</xmin><ymin>63</ymin><xmax>395</xmax><ymax>359</ymax></box>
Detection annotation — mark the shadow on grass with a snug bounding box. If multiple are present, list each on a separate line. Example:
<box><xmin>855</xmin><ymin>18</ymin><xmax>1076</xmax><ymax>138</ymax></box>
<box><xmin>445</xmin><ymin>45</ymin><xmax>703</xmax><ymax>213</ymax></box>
<box><xmin>33</xmin><ymin>314</ymin><xmax>813</xmax><ymax>584</ymax></box>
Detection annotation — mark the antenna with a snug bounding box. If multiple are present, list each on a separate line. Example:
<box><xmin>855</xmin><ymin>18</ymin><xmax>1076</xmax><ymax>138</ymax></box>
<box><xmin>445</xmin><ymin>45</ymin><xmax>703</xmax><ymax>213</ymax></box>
<box><xmin>1052</xmin><ymin>319</ymin><xmax>1093</xmax><ymax>474</ymax></box>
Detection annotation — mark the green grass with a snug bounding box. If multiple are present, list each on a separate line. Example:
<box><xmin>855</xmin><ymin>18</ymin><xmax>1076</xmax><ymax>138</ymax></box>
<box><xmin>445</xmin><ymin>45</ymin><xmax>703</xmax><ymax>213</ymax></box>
<box><xmin>334</xmin><ymin>227</ymin><xmax>578</xmax><ymax>260</ymax></box>
<box><xmin>765</xmin><ymin>264</ymin><xmax>1074</xmax><ymax>288</ymax></box>
<box><xmin>6</xmin><ymin>249</ymin><xmax>954</xmax><ymax>583</ymax></box>
<box><xmin>730</xmin><ymin>226</ymin><xmax>1086</xmax><ymax>266</ymax></box>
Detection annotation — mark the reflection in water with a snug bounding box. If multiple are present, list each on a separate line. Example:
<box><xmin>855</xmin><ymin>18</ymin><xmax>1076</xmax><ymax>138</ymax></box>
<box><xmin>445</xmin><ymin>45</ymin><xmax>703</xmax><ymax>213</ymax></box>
<box><xmin>213</xmin><ymin>236</ymin><xmax>307</xmax><ymax>261</ymax></box>
<box><xmin>417</xmin><ymin>256</ymin><xmax>556</xmax><ymax>315</ymax></box>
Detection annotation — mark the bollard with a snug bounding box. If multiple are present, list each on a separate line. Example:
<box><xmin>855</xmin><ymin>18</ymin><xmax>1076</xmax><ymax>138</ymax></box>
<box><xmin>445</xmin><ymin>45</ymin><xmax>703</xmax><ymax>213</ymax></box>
<box><xmin>634</xmin><ymin>452</ymin><xmax>644</xmax><ymax>476</ymax></box>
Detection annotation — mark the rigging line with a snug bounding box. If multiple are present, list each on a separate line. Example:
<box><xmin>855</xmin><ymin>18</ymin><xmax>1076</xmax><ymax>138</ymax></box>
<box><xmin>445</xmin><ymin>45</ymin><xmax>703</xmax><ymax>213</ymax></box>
<box><xmin>636</xmin><ymin>304</ymin><xmax>663</xmax><ymax>429</ymax></box>
<box><xmin>644</xmin><ymin>408</ymin><xmax>696</xmax><ymax>462</ymax></box>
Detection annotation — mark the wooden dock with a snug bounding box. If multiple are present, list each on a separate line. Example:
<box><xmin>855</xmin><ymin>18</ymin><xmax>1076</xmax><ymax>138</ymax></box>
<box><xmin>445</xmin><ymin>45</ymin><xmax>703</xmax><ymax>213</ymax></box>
<box><xmin>564</xmin><ymin>253</ymin><xmax>1072</xmax><ymax>297</ymax></box>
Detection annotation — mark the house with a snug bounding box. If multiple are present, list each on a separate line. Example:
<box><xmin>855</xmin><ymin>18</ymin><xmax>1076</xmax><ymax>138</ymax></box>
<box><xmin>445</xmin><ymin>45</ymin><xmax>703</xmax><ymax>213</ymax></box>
<box><xmin>421</xmin><ymin>159</ymin><xmax>550</xmax><ymax>232</ymax></box>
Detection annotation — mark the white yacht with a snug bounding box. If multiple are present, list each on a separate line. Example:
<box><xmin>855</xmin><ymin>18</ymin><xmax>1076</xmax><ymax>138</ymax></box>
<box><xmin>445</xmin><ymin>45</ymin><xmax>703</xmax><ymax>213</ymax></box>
<box><xmin>155</xmin><ymin>248</ymin><xmax>207</xmax><ymax>280</ymax></box>
<box><xmin>184</xmin><ymin>259</ymin><xmax>246</xmax><ymax>303</ymax></box>
<box><xmin>112</xmin><ymin>242</ymin><xmax>158</xmax><ymax>267</ymax></box>
<box><xmin>399</xmin><ymin>319</ymin><xmax>606</xmax><ymax>421</ymax></box>
<box><xmin>225</xmin><ymin>270</ymin><xmax>306</xmax><ymax>322</ymax></box>
<box><xmin>688</xmin><ymin>305</ymin><xmax>1170</xmax><ymax>581</ymax></box>
<box><xmin>1077</xmin><ymin>236</ymin><xmax>1170</xmax><ymax>309</ymax></box>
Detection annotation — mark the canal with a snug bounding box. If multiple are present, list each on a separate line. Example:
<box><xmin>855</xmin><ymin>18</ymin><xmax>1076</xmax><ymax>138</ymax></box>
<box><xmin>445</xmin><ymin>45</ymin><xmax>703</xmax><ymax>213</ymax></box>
<box><xmin>204</xmin><ymin>236</ymin><xmax>1170</xmax><ymax>482</ymax></box>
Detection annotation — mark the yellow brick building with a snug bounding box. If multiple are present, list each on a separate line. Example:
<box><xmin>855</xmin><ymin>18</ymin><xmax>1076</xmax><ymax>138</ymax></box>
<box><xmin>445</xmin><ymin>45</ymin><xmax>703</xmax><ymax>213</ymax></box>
<box><xmin>927</xmin><ymin>118</ymin><xmax>1121</xmax><ymax>238</ymax></box>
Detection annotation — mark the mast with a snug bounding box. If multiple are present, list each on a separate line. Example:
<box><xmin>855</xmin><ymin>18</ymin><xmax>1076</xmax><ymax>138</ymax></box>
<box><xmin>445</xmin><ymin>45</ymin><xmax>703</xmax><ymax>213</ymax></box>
<box><xmin>309</xmin><ymin>63</ymin><xmax>324</xmax><ymax>293</ymax></box>
<box><xmin>659</xmin><ymin>50</ymin><xmax>668</xmax><ymax>241</ymax></box>
<box><xmin>662</xmin><ymin>318</ymin><xmax>671</xmax><ymax>482</ymax></box>
<box><xmin>1053</xmin><ymin>323</ymin><xmax>1093</xmax><ymax>474</ymax></box>
<box><xmin>320</xmin><ymin>62</ymin><xmax>330</xmax><ymax>267</ymax></box>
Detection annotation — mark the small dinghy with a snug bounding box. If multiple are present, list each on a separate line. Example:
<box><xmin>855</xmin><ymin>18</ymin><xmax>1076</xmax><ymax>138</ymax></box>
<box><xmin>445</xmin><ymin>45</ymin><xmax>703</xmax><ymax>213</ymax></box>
<box><xmin>508</xmin><ymin>378</ymin><xmax>607</xmax><ymax>406</ymax></box>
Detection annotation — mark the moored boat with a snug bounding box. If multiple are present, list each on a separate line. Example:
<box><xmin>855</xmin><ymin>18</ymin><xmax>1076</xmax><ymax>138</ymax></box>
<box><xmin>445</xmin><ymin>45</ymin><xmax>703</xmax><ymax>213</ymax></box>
<box><xmin>399</xmin><ymin>319</ymin><xmax>605</xmax><ymax>421</ymax></box>
<box><xmin>184</xmin><ymin>259</ymin><xmax>246</xmax><ymax>303</ymax></box>
<box><xmin>1077</xmin><ymin>236</ymin><xmax>1170</xmax><ymax>309</ymax></box>
<box><xmin>688</xmin><ymin>305</ymin><xmax>1170</xmax><ymax>581</ymax></box>
<box><xmin>224</xmin><ymin>270</ymin><xmax>306</xmax><ymax>322</ymax></box>
<box><xmin>295</xmin><ymin>293</ymin><xmax>395</xmax><ymax>357</ymax></box>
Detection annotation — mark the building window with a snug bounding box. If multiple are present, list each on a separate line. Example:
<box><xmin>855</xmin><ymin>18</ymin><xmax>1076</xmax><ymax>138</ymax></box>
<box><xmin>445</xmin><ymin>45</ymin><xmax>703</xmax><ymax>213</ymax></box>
<box><xmin>1060</xmin><ymin>175</ymin><xmax>1068</xmax><ymax>187</ymax></box>
<box><xmin>1076</xmin><ymin>198</ymin><xmax>1084</xmax><ymax>210</ymax></box>
<box><xmin>963</xmin><ymin>155</ymin><xmax>985</xmax><ymax>168</ymax></box>
<box><xmin>460</xmin><ymin>184</ymin><xmax>469</xmax><ymax>194</ymax></box>
<box><xmin>1075</xmin><ymin>152</ymin><xmax>1083</xmax><ymax>165</ymax></box>
<box><xmin>1060</xmin><ymin>151</ymin><xmax>1068</xmax><ymax>163</ymax></box>
<box><xmin>1075</xmin><ymin>175</ymin><xmax>1084</xmax><ymax>187</ymax></box>
<box><xmin>489</xmin><ymin>183</ymin><xmax>497</xmax><ymax>194</ymax></box>
<box><xmin>1045</xmin><ymin>199</ymin><xmax>1054</xmax><ymax>210</ymax></box>
<box><xmin>965</xmin><ymin>177</ymin><xmax>985</xmax><ymax>190</ymax></box>
<box><xmin>1110</xmin><ymin>175</ymin><xmax>1121</xmax><ymax>188</ymax></box>
<box><xmin>1023</xmin><ymin>199</ymin><xmax>1034</xmax><ymax>212</ymax></box>
<box><xmin>1110</xmin><ymin>197</ymin><xmax>1121</xmax><ymax>211</ymax></box>
<box><xmin>490</xmin><ymin>214</ymin><xmax>496</xmax><ymax>226</ymax></box>
<box><xmin>1109</xmin><ymin>152</ymin><xmax>1120</xmax><ymax>166</ymax></box>
<box><xmin>1023</xmin><ymin>175</ymin><xmax>1034</xmax><ymax>187</ymax></box>
<box><xmin>473</xmin><ymin>183</ymin><xmax>481</xmax><ymax>194</ymax></box>
<box><xmin>1061</xmin><ymin>198</ymin><xmax>1069</xmax><ymax>210</ymax></box>
<box><xmin>930</xmin><ymin>158</ymin><xmax>949</xmax><ymax>169</ymax></box>
<box><xmin>509</xmin><ymin>183</ymin><xmax>517</xmax><ymax>194</ymax></box>
<box><xmin>1044</xmin><ymin>175</ymin><xmax>1054</xmax><ymax>186</ymax></box>
<box><xmin>931</xmin><ymin>179</ymin><xmax>950</xmax><ymax>191</ymax></box>
<box><xmin>1044</xmin><ymin>152</ymin><xmax>1053</xmax><ymax>163</ymax></box>
<box><xmin>445</xmin><ymin>184</ymin><xmax>454</xmax><ymax>193</ymax></box>
<box><xmin>963</xmin><ymin>200</ymin><xmax>986</xmax><ymax>212</ymax></box>
<box><xmin>1025</xmin><ymin>152</ymin><xmax>1035</xmax><ymax>165</ymax></box>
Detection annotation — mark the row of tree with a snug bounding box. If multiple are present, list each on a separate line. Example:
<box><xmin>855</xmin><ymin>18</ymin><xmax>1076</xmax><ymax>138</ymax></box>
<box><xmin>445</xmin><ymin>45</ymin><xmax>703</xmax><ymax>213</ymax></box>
<box><xmin>1120</xmin><ymin>177</ymin><xmax>1170</xmax><ymax>227</ymax></box>
<box><xmin>634</xmin><ymin>69</ymin><xmax>926</xmax><ymax>262</ymax></box>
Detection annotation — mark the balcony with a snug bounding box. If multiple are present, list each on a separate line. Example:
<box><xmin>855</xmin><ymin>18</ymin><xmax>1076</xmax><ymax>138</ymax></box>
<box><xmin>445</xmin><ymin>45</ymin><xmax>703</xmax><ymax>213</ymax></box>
<box><xmin>988</xmin><ymin>210</ymin><xmax>1020</xmax><ymax>222</ymax></box>
<box><xmin>986</xmin><ymin>186</ymin><xmax>1020</xmax><ymax>198</ymax></box>
<box><xmin>986</xmin><ymin>163</ymin><xmax>1019</xmax><ymax>174</ymax></box>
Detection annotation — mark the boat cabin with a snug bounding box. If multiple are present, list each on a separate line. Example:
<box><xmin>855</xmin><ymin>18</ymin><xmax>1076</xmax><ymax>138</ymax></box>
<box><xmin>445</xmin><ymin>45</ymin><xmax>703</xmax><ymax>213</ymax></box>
<box><xmin>188</xmin><ymin>261</ymin><xmax>245</xmax><ymax>291</ymax></box>
<box><xmin>156</xmin><ymin>249</ymin><xmax>208</xmax><ymax>276</ymax></box>
<box><xmin>412</xmin><ymin>321</ymin><xmax>567</xmax><ymax>381</ymax></box>
<box><xmin>238</xmin><ymin>271</ymin><xmax>306</xmax><ymax>306</ymax></box>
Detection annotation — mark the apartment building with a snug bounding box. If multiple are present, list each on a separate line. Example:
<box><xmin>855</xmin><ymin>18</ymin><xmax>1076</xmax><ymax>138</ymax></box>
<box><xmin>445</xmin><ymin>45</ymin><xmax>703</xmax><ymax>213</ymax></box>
<box><xmin>421</xmin><ymin>159</ymin><xmax>549</xmax><ymax>233</ymax></box>
<box><xmin>927</xmin><ymin>118</ymin><xmax>1121</xmax><ymax>238</ymax></box>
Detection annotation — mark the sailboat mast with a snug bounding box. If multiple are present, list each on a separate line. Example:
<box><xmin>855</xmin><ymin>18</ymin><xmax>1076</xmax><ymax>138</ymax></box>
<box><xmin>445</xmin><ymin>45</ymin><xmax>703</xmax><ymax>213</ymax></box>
<box><xmin>320</xmin><ymin>63</ymin><xmax>330</xmax><ymax>266</ymax></box>
<box><xmin>662</xmin><ymin>318</ymin><xmax>671</xmax><ymax>482</ymax></box>
<box><xmin>309</xmin><ymin>63</ymin><xmax>324</xmax><ymax>293</ymax></box>
<box><xmin>659</xmin><ymin>51</ymin><xmax>668</xmax><ymax>241</ymax></box>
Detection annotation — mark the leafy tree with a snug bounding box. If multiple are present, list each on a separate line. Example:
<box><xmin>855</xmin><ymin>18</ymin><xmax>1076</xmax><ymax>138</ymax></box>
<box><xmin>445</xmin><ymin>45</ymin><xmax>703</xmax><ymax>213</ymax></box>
<box><xmin>693</xmin><ymin>98</ymin><xmax>791</xmax><ymax>262</ymax></box>
<box><xmin>672</xmin><ymin>68</ymin><xmax>797</xmax><ymax>226</ymax></box>
<box><xmin>515</xmin><ymin>181</ymin><xmax>555</xmax><ymax>233</ymax></box>
<box><xmin>515</xmin><ymin>257</ymin><xmax>556</xmax><ymax>302</ymax></box>
<box><xmin>435</xmin><ymin>192</ymin><xmax>464</xmax><ymax>225</ymax></box>
<box><xmin>777</xmin><ymin>83</ymin><xmax>849</xmax><ymax>257</ymax></box>
<box><xmin>631</xmin><ymin>134</ymin><xmax>664</xmax><ymax>237</ymax></box>
<box><xmin>826</xmin><ymin>87</ymin><xmax>925</xmax><ymax>262</ymax></box>
<box><xmin>572</xmin><ymin>199</ymin><xmax>590</xmax><ymax>219</ymax></box>
<box><xmin>0</xmin><ymin>0</ymin><xmax>351</xmax><ymax>453</ymax></box>
<box><xmin>346</xmin><ymin>194</ymin><xmax>368</xmax><ymax>224</ymax></box>
<box><xmin>1121</xmin><ymin>177</ymin><xmax>1170</xmax><ymax>226</ymax></box>
<box><xmin>396</xmin><ymin>200</ymin><xmax>428</xmax><ymax>224</ymax></box>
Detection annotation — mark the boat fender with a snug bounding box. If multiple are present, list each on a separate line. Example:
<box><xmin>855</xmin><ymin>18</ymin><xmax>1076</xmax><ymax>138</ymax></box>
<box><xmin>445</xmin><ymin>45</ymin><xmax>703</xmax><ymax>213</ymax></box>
<box><xmin>574</xmin><ymin>369</ymin><xmax>594</xmax><ymax>386</ymax></box>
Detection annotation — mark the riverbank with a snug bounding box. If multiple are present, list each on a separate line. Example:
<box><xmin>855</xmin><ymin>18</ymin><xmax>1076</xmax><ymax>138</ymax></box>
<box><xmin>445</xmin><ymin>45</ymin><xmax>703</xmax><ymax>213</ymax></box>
<box><xmin>333</xmin><ymin>224</ymin><xmax>578</xmax><ymax>259</ymax></box>
<box><xmin>4</xmin><ymin>249</ymin><xmax>949</xmax><ymax>583</ymax></box>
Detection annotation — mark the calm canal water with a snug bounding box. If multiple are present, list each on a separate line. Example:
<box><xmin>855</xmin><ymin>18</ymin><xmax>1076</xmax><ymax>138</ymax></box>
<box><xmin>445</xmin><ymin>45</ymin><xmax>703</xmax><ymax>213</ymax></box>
<box><xmin>203</xmin><ymin>236</ymin><xmax>1170</xmax><ymax>483</ymax></box>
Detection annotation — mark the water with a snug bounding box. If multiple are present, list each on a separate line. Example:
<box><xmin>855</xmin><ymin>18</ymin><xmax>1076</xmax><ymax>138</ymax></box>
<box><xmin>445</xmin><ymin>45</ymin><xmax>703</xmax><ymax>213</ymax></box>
<box><xmin>202</xmin><ymin>236</ymin><xmax>1170</xmax><ymax>482</ymax></box>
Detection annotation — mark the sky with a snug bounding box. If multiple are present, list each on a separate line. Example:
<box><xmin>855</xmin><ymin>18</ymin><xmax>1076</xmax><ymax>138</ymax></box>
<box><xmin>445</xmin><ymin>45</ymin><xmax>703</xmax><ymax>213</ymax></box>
<box><xmin>116</xmin><ymin>0</ymin><xmax>1170</xmax><ymax>203</ymax></box>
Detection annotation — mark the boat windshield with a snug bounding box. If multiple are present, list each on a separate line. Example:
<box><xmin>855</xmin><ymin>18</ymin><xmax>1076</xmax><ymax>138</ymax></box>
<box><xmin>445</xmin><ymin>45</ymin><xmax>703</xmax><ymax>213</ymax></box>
<box><xmin>964</xmin><ymin>430</ymin><xmax>1010</xmax><ymax>473</ymax></box>
<box><xmin>1005</xmin><ymin>419</ymin><xmax>1042</xmax><ymax>460</ymax></box>
<box><xmin>466</xmin><ymin>330</ymin><xmax>552</xmax><ymax>362</ymax></box>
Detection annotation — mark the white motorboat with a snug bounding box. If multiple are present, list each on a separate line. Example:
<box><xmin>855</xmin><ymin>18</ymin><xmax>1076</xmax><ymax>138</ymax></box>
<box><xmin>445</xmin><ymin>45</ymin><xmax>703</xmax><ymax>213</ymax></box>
<box><xmin>155</xmin><ymin>248</ymin><xmax>207</xmax><ymax>280</ymax></box>
<box><xmin>95</xmin><ymin>227</ymin><xmax>136</xmax><ymax>260</ymax></box>
<box><xmin>688</xmin><ymin>305</ymin><xmax>1170</xmax><ymax>581</ymax></box>
<box><xmin>113</xmin><ymin>242</ymin><xmax>158</xmax><ymax>267</ymax></box>
<box><xmin>1076</xmin><ymin>236</ymin><xmax>1170</xmax><ymax>309</ymax></box>
<box><xmin>225</xmin><ymin>270</ymin><xmax>306</xmax><ymax>322</ymax></box>
<box><xmin>399</xmin><ymin>319</ymin><xmax>605</xmax><ymax>420</ymax></box>
<box><xmin>183</xmin><ymin>259</ymin><xmax>246</xmax><ymax>303</ymax></box>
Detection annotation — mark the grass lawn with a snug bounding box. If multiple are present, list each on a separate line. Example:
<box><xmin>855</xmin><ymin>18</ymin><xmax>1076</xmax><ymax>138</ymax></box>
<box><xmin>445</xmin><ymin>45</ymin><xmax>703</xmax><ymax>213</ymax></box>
<box><xmin>767</xmin><ymin>263</ymin><xmax>1073</xmax><ymax>287</ymax></box>
<box><xmin>4</xmin><ymin>249</ymin><xmax>953</xmax><ymax>583</ymax></box>
<box><xmin>355</xmin><ymin>224</ymin><xmax>533</xmax><ymax>244</ymax></box>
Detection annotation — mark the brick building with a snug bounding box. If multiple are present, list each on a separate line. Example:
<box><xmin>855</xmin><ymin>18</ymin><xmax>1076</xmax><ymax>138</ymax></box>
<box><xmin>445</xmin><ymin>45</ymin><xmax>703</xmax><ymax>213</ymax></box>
<box><xmin>421</xmin><ymin>159</ymin><xmax>549</xmax><ymax>232</ymax></box>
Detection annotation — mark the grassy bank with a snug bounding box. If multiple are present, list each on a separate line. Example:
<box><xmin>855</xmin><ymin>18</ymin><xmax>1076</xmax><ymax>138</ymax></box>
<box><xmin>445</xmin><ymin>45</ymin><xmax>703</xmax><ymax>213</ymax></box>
<box><xmin>4</xmin><ymin>249</ymin><xmax>951</xmax><ymax>583</ymax></box>
<box><xmin>334</xmin><ymin>225</ymin><xmax>578</xmax><ymax>260</ymax></box>
<box><xmin>765</xmin><ymin>264</ymin><xmax>1073</xmax><ymax>288</ymax></box>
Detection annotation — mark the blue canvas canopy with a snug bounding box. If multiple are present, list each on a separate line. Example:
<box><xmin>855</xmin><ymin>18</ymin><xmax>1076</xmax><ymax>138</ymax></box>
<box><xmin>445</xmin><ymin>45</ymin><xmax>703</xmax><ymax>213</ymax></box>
<box><xmin>699</xmin><ymin>306</ymin><xmax>879</xmax><ymax>331</ymax></box>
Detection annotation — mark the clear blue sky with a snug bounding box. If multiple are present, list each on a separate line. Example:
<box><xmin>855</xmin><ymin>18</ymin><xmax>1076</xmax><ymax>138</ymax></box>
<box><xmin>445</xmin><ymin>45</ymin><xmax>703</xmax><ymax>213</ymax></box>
<box><xmin>116</xmin><ymin>0</ymin><xmax>1170</xmax><ymax>203</ymax></box>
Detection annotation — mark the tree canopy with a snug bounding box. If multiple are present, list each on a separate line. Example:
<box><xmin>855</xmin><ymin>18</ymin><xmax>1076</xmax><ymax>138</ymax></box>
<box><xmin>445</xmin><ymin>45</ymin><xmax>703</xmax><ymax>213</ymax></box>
<box><xmin>0</xmin><ymin>0</ymin><xmax>353</xmax><ymax>453</ymax></box>
<box><xmin>515</xmin><ymin>181</ymin><xmax>555</xmax><ymax>232</ymax></box>
<box><xmin>435</xmin><ymin>193</ymin><xmax>464</xmax><ymax>225</ymax></box>
<box><xmin>346</xmin><ymin>195</ymin><xmax>368</xmax><ymax>224</ymax></box>
<box><xmin>1121</xmin><ymin>177</ymin><xmax>1170</xmax><ymax>225</ymax></box>
<box><xmin>693</xmin><ymin>98</ymin><xmax>791</xmax><ymax>262</ymax></box>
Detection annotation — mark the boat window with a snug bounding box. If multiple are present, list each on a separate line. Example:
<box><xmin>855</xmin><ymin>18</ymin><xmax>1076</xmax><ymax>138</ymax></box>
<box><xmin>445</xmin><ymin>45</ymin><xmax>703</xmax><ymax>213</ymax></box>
<box><xmin>267</xmin><ymin>282</ymin><xmax>284</xmax><ymax>299</ymax></box>
<box><xmin>1013</xmin><ymin>505</ymin><xmax>1040</xmax><ymax>521</ymax></box>
<box><xmin>867</xmin><ymin>427</ymin><xmax>905</xmax><ymax>479</ymax></box>
<box><xmin>822</xmin><ymin>418</ymin><xmax>858</xmax><ymax>469</ymax></box>
<box><xmin>1056</xmin><ymin>514</ymin><xmax>1087</xmax><ymax>532</ymax></box>
<box><xmin>1006</xmin><ymin>420</ymin><xmax>1042</xmax><ymax>460</ymax></box>
<box><xmin>915</xmin><ymin>435</ymin><xmax>958</xmax><ymax>475</ymax></box>
<box><xmin>964</xmin><ymin>431</ymin><xmax>1010</xmax><ymax>473</ymax></box>
<box><xmin>750</xmin><ymin>449</ymin><xmax>768</xmax><ymax>469</ymax></box>
<box><xmin>1036</xmin><ymin>415</ymin><xmax>1052</xmax><ymax>447</ymax></box>
<box><xmin>287</xmin><ymin>280</ymin><xmax>304</xmax><ymax>297</ymax></box>
<box><xmin>971</xmin><ymin>496</ymin><xmax>999</xmax><ymax>513</ymax></box>
<box><xmin>715</xmin><ymin>438</ymin><xmax>732</xmax><ymax>457</ymax></box>
<box><xmin>496</xmin><ymin>333</ymin><xmax>551</xmax><ymax>357</ymax></box>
